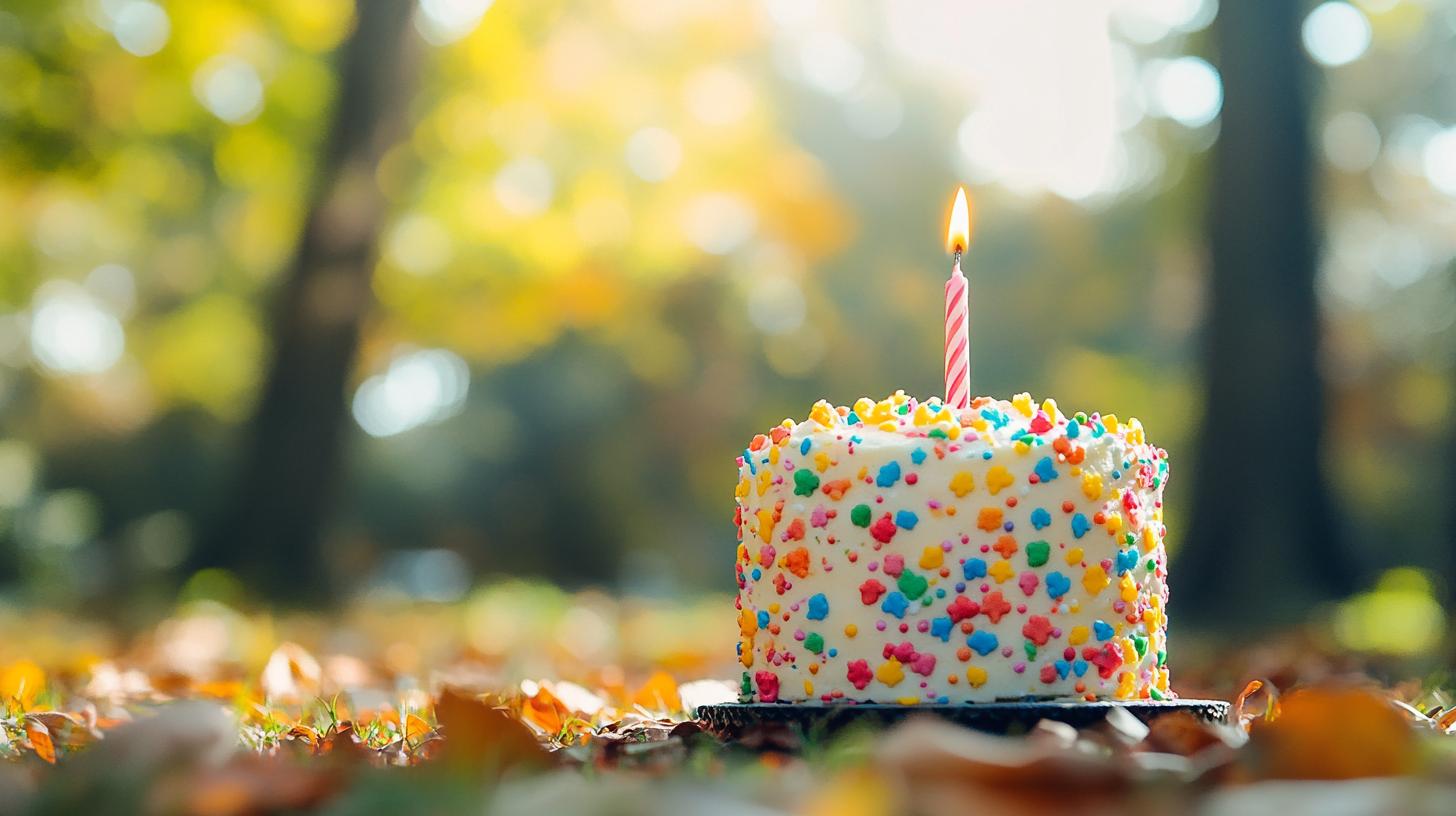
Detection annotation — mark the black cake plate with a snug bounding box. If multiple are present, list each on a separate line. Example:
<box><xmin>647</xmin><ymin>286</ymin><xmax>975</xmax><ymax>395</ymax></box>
<box><xmin>697</xmin><ymin>699</ymin><xmax>1230</xmax><ymax>741</ymax></box>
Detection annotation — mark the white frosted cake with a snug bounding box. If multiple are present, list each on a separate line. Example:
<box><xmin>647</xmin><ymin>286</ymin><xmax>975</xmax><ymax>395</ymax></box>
<box><xmin>734</xmin><ymin>392</ymin><xmax>1172</xmax><ymax>704</ymax></box>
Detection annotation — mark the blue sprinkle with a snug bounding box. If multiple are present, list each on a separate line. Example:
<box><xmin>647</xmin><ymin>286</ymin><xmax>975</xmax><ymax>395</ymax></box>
<box><xmin>757</xmin><ymin>610</ymin><xmax>770</xmax><ymax>628</ymax></box>
<box><xmin>1033</xmin><ymin>456</ymin><xmax>1059</xmax><ymax>482</ymax></box>
<box><xmin>876</xmin><ymin>461</ymin><xmax>902</xmax><ymax>488</ymax></box>
<box><xmin>828</xmin><ymin>648</ymin><xmax>838</xmax><ymax>658</ymax></box>
<box><xmin>736</xmin><ymin>641</ymin><xmax>743</xmax><ymax>655</ymax></box>
<box><xmin>751</xmin><ymin>568</ymin><xmax>762</xmax><ymax>581</ymax></box>
<box><xmin>954</xmin><ymin>582</ymin><xmax>967</xmax><ymax>593</ymax></box>
<box><xmin>806</xmin><ymin>593</ymin><xmax>829</xmax><ymax>620</ymax></box>
<box><xmin>881</xmin><ymin>592</ymin><xmax>909</xmax><ymax>618</ymax></box>
<box><xmin>1071</xmin><ymin>513</ymin><xmax>1091</xmax><ymax>539</ymax></box>
<box><xmin>1115</xmin><ymin>549</ymin><xmax>1138</xmax><ymax>576</ymax></box>
<box><xmin>1046</xmin><ymin>571</ymin><xmax>1071</xmax><ymax>599</ymax></box>
<box><xmin>911</xmin><ymin>447</ymin><xmax>927</xmax><ymax>465</ymax></box>
<box><xmin>1092</xmin><ymin>422</ymin><xmax>1105</xmax><ymax>438</ymax></box>
<box><xmin>1054</xmin><ymin>660</ymin><xmax>1071</xmax><ymax>679</ymax></box>
<box><xmin>1030</xmin><ymin>508</ymin><xmax>1052</xmax><ymax>530</ymax></box>
<box><xmin>846</xmin><ymin>411</ymin><xmax>860</xmax><ymax>425</ymax></box>
<box><xmin>930</xmin><ymin>616</ymin><xmax>953</xmax><ymax>642</ymax></box>
<box><xmin>799</xmin><ymin>438</ymin><xmax>812</xmax><ymax>455</ymax></box>
<box><xmin>895</xmin><ymin>510</ymin><xmax>919</xmax><ymax>530</ymax></box>
<box><xmin>1072</xmin><ymin>659</ymin><xmax>1089</xmax><ymax>677</ymax></box>
<box><xmin>1111</xmin><ymin>470</ymin><xmax>1122</xmax><ymax>480</ymax></box>
<box><xmin>934</xmin><ymin>587</ymin><xmax>946</xmax><ymax>598</ymax></box>
<box><xmin>1066</xmin><ymin>421</ymin><xmax>1080</xmax><ymax>439</ymax></box>
<box><xmin>981</xmin><ymin>451</ymin><xmax>993</xmax><ymax>460</ymax></box>
<box><xmin>744</xmin><ymin>451</ymin><xmax>756</xmax><ymax>474</ymax></box>
<box><xmin>1093</xmin><ymin>620</ymin><xmax>1115</xmax><ymax>641</ymax></box>
<box><xmin>967</xmin><ymin>630</ymin><xmax>999</xmax><ymax>656</ymax></box>
<box><xmin>850</xmin><ymin>435</ymin><xmax>863</xmax><ymax>444</ymax></box>
<box><xmin>963</xmin><ymin>558</ymin><xmax>988</xmax><ymax>580</ymax></box>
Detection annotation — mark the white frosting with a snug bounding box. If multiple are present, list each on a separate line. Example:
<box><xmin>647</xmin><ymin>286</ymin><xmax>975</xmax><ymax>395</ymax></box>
<box><xmin>734</xmin><ymin>392</ymin><xmax>1171</xmax><ymax>704</ymax></box>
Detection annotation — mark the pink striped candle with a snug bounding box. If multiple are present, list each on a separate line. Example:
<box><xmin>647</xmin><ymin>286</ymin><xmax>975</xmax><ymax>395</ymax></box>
<box><xmin>944</xmin><ymin>187</ymin><xmax>972</xmax><ymax>410</ymax></box>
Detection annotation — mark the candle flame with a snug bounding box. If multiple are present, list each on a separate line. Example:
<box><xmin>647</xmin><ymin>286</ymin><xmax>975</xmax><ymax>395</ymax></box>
<box><xmin>945</xmin><ymin>187</ymin><xmax>972</xmax><ymax>255</ymax></box>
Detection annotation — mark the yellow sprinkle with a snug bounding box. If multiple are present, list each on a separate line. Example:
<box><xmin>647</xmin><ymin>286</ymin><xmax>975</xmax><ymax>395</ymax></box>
<box><xmin>919</xmin><ymin>546</ymin><xmax>944</xmax><ymax>570</ymax></box>
<box><xmin>969</xmin><ymin>416</ymin><xmax>988</xmax><ymax>432</ymax></box>
<box><xmin>769</xmin><ymin>446</ymin><xmax>781</xmax><ymax>465</ymax></box>
<box><xmin>1121</xmin><ymin>637</ymin><xmax>1138</xmax><ymax>665</ymax></box>
<box><xmin>756</xmin><ymin>508</ymin><xmax>776</xmax><ymax>542</ymax></box>
<box><xmin>1065</xmin><ymin>547</ymin><xmax>1084</xmax><ymax>565</ymax></box>
<box><xmin>1081</xmin><ymin>473</ymin><xmax>1103</xmax><ymax>501</ymax></box>
<box><xmin>985</xmin><ymin>465</ymin><xmax>1014</xmax><ymax>495</ymax></box>
<box><xmin>1105</xmin><ymin>513</ymin><xmax>1123</xmax><ymax>534</ymax></box>
<box><xmin>740</xmin><ymin>641</ymin><xmax>753</xmax><ymax>667</ymax></box>
<box><xmin>735</xmin><ymin>478</ymin><xmax>750</xmax><ymax>499</ymax></box>
<box><xmin>966</xmin><ymin>666</ymin><xmax>988</xmax><ymax>687</ymax></box>
<box><xmin>768</xmin><ymin>603</ymin><xmax>780</xmax><ymax>614</ymax></box>
<box><xmin>1040</xmin><ymin>398</ymin><xmax>1060</xmax><ymax>423</ymax></box>
<box><xmin>810</xmin><ymin>401</ymin><xmax>838</xmax><ymax>428</ymax></box>
<box><xmin>1116</xmin><ymin>671</ymin><xmax>1136</xmax><ymax>698</ymax></box>
<box><xmin>947</xmin><ymin>423</ymin><xmax>962</xmax><ymax>440</ymax></box>
<box><xmin>1068</xmin><ymin>625</ymin><xmax>1089</xmax><ymax>646</ymax></box>
<box><xmin>1082</xmin><ymin>565</ymin><xmax>1110</xmax><ymax>596</ymax></box>
<box><xmin>896</xmin><ymin>697</ymin><xmax>920</xmax><ymax>706</ymax></box>
<box><xmin>1141</xmin><ymin>527</ymin><xmax>1158</xmax><ymax>553</ymax></box>
<box><xmin>804</xmin><ymin>680</ymin><xmax>814</xmax><ymax>696</ymax></box>
<box><xmin>878</xmin><ymin>421</ymin><xmax>898</xmax><ymax>432</ymax></box>
<box><xmin>1012</xmin><ymin>392</ymin><xmax>1034</xmax><ymax>417</ymax></box>
<box><xmin>876</xmin><ymin>659</ymin><xmax>905</xmax><ymax>687</ymax></box>
<box><xmin>1102</xmin><ymin>413</ymin><xmax>1119</xmax><ymax>433</ymax></box>
<box><xmin>1119</xmin><ymin>573</ymin><xmax>1138</xmax><ymax>603</ymax></box>
<box><xmin>913</xmin><ymin>404</ymin><xmax>933</xmax><ymax>426</ymax></box>
<box><xmin>1013</xmin><ymin>441</ymin><xmax>1031</xmax><ymax>455</ymax></box>
<box><xmin>1143</xmin><ymin>607</ymin><xmax>1162</xmax><ymax>629</ymax></box>
<box><xmin>988</xmin><ymin>559</ymin><xmax>1016</xmax><ymax>584</ymax></box>
<box><xmin>757</xmin><ymin>469</ymin><xmax>773</xmax><ymax>497</ymax></box>
<box><xmin>814</xmin><ymin>452</ymin><xmax>832</xmax><ymax>473</ymax></box>
<box><xmin>853</xmin><ymin>397</ymin><xmax>875</xmax><ymax>417</ymax></box>
<box><xmin>949</xmin><ymin>471</ymin><xmax>975</xmax><ymax>498</ymax></box>
<box><xmin>1125</xmin><ymin>418</ymin><xmax>1145</xmax><ymax>445</ymax></box>
<box><xmin>739</xmin><ymin>608</ymin><xmax>758</xmax><ymax>637</ymax></box>
<box><xmin>844</xmin><ymin>624</ymin><xmax>858</xmax><ymax>638</ymax></box>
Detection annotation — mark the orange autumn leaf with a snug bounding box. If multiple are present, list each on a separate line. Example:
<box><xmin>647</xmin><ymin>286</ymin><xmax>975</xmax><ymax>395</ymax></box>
<box><xmin>404</xmin><ymin>713</ymin><xmax>432</xmax><ymax>743</ymax></box>
<box><xmin>520</xmin><ymin>684</ymin><xmax>571</xmax><ymax>736</ymax></box>
<box><xmin>631</xmin><ymin>671</ymin><xmax>681</xmax><ymax>713</ymax></box>
<box><xmin>1250</xmin><ymin>687</ymin><xmax>1419</xmax><ymax>780</ymax></box>
<box><xmin>25</xmin><ymin>719</ymin><xmax>56</xmax><ymax>764</ymax></box>
<box><xmin>260</xmin><ymin>643</ymin><xmax>322</xmax><ymax>704</ymax></box>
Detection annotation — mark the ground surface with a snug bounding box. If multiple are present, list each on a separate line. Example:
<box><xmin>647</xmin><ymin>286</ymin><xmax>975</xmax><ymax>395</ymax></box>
<box><xmin>1</xmin><ymin>591</ymin><xmax>1453</xmax><ymax>814</ymax></box>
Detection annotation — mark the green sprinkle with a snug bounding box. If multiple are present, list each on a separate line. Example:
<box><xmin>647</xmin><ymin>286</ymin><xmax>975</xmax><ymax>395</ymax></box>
<box><xmin>851</xmin><ymin>504</ymin><xmax>871</xmax><ymax>527</ymax></box>
<box><xmin>1025</xmin><ymin>541</ymin><xmax>1050</xmax><ymax>568</ymax></box>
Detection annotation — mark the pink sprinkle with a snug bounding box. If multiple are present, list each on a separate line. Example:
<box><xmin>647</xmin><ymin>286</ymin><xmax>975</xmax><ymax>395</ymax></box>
<box><xmin>1012</xmin><ymin>663</ymin><xmax>1026</xmax><ymax>674</ymax></box>
<box><xmin>876</xmin><ymin>621</ymin><xmax>887</xmax><ymax>631</ymax></box>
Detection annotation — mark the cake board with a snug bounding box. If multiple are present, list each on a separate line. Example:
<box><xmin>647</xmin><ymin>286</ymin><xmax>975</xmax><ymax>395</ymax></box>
<box><xmin>697</xmin><ymin>699</ymin><xmax>1230</xmax><ymax>742</ymax></box>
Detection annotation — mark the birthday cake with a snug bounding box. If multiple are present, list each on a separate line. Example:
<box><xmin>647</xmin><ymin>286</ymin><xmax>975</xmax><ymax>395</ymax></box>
<box><xmin>734</xmin><ymin>391</ymin><xmax>1172</xmax><ymax>704</ymax></box>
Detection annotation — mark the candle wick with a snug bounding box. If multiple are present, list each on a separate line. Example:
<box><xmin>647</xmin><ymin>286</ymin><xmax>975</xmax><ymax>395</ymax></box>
<box><xmin>953</xmin><ymin>248</ymin><xmax>962</xmax><ymax>268</ymax></box>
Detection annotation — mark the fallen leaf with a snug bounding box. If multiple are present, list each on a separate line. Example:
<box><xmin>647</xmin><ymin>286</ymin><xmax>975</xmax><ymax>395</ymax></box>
<box><xmin>1249</xmin><ymin>687</ymin><xmax>1419</xmax><ymax>780</ymax></box>
<box><xmin>434</xmin><ymin>687</ymin><xmax>550</xmax><ymax>771</ymax></box>
<box><xmin>260</xmin><ymin>643</ymin><xmax>322</xmax><ymax>704</ymax></box>
<box><xmin>25</xmin><ymin>719</ymin><xmax>56</xmax><ymax>764</ymax></box>
<box><xmin>631</xmin><ymin>671</ymin><xmax>681</xmax><ymax>714</ymax></box>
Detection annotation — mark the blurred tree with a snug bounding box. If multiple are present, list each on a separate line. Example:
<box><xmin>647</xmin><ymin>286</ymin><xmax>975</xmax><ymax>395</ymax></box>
<box><xmin>207</xmin><ymin>0</ymin><xmax>418</xmax><ymax>600</ymax></box>
<box><xmin>1181</xmin><ymin>0</ymin><xmax>1358</xmax><ymax>628</ymax></box>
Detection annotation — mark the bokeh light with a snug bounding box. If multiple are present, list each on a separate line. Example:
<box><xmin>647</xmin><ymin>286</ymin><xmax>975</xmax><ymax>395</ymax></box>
<box><xmin>1302</xmin><ymin>2</ymin><xmax>1373</xmax><ymax>68</ymax></box>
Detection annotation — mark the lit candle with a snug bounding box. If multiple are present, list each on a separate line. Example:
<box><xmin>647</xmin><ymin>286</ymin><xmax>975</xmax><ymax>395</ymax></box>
<box><xmin>943</xmin><ymin>187</ymin><xmax>973</xmax><ymax>411</ymax></box>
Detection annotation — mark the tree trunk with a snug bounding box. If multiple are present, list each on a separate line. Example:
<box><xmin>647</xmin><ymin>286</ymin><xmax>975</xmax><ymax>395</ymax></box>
<box><xmin>1179</xmin><ymin>1</ymin><xmax>1357</xmax><ymax>628</ymax></box>
<box><xmin>208</xmin><ymin>1</ymin><xmax>419</xmax><ymax>601</ymax></box>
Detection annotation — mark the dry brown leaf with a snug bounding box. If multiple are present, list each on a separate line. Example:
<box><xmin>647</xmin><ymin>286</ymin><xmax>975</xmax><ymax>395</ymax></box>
<box><xmin>1249</xmin><ymin>687</ymin><xmax>1419</xmax><ymax>780</ymax></box>
<box><xmin>434</xmin><ymin>687</ymin><xmax>551</xmax><ymax>771</ymax></box>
